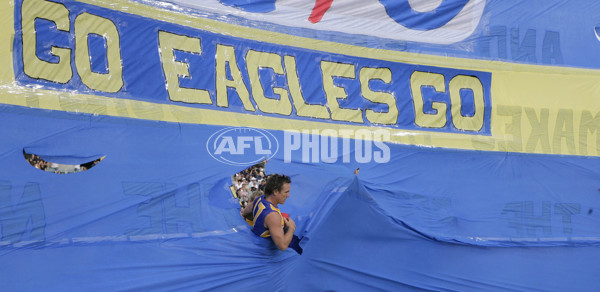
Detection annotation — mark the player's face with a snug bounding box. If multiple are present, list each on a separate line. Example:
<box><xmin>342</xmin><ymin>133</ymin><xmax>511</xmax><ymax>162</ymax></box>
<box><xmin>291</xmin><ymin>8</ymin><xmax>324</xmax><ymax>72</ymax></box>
<box><xmin>274</xmin><ymin>183</ymin><xmax>291</xmax><ymax>205</ymax></box>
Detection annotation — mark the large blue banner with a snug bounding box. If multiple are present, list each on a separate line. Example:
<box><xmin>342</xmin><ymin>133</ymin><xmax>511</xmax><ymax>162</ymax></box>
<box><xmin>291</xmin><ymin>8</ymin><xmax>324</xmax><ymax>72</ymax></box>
<box><xmin>2</xmin><ymin>0</ymin><xmax>600</xmax><ymax>291</ymax></box>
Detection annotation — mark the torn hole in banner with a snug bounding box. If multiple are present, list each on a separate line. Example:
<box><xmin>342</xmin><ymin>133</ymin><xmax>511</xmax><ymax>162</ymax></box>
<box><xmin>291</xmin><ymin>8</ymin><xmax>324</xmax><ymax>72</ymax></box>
<box><xmin>229</xmin><ymin>160</ymin><xmax>268</xmax><ymax>222</ymax></box>
<box><xmin>23</xmin><ymin>148</ymin><xmax>105</xmax><ymax>174</ymax></box>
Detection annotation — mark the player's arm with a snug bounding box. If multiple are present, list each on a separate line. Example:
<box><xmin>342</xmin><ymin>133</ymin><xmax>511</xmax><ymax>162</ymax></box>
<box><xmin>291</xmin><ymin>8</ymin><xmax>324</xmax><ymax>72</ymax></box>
<box><xmin>241</xmin><ymin>197</ymin><xmax>256</xmax><ymax>220</ymax></box>
<box><xmin>265</xmin><ymin>212</ymin><xmax>296</xmax><ymax>251</ymax></box>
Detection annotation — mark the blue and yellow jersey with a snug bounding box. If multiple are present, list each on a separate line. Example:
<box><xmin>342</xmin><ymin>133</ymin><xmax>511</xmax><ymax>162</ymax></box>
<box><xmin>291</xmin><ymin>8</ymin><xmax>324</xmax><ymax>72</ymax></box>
<box><xmin>251</xmin><ymin>196</ymin><xmax>284</xmax><ymax>238</ymax></box>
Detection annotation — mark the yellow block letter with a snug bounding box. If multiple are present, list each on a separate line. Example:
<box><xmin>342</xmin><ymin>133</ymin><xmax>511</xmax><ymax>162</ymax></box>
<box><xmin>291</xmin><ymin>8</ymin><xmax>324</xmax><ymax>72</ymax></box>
<box><xmin>360</xmin><ymin>67</ymin><xmax>398</xmax><ymax>125</ymax></box>
<box><xmin>321</xmin><ymin>61</ymin><xmax>363</xmax><ymax>123</ymax></box>
<box><xmin>75</xmin><ymin>13</ymin><xmax>123</xmax><ymax>93</ymax></box>
<box><xmin>158</xmin><ymin>31</ymin><xmax>211</xmax><ymax>104</ymax></box>
<box><xmin>215</xmin><ymin>44</ymin><xmax>254</xmax><ymax>111</ymax></box>
<box><xmin>21</xmin><ymin>0</ymin><xmax>72</xmax><ymax>83</ymax></box>
<box><xmin>448</xmin><ymin>75</ymin><xmax>484</xmax><ymax>131</ymax></box>
<box><xmin>284</xmin><ymin>56</ymin><xmax>329</xmax><ymax>119</ymax></box>
<box><xmin>246</xmin><ymin>50</ymin><xmax>291</xmax><ymax>115</ymax></box>
<box><xmin>411</xmin><ymin>71</ymin><xmax>447</xmax><ymax>128</ymax></box>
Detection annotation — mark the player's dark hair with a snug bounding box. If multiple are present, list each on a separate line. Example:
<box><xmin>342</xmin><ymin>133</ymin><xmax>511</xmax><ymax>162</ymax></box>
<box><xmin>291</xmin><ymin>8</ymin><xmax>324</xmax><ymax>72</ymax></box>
<box><xmin>264</xmin><ymin>174</ymin><xmax>291</xmax><ymax>197</ymax></box>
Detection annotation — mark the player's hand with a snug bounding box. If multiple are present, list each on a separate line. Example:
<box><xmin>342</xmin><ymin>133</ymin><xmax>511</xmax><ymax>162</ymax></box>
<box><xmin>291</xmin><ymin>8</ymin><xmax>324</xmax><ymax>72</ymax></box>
<box><xmin>284</xmin><ymin>217</ymin><xmax>296</xmax><ymax>232</ymax></box>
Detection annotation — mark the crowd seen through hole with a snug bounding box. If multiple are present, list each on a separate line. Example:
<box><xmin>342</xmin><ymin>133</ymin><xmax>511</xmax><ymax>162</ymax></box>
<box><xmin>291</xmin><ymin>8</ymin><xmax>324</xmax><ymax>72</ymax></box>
<box><xmin>23</xmin><ymin>149</ymin><xmax>103</xmax><ymax>174</ymax></box>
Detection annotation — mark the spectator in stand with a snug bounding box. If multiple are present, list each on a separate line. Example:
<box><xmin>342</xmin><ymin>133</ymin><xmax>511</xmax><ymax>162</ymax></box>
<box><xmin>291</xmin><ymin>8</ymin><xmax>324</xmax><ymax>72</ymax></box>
<box><xmin>238</xmin><ymin>183</ymin><xmax>249</xmax><ymax>207</ymax></box>
<box><xmin>249</xmin><ymin>177</ymin><xmax>258</xmax><ymax>189</ymax></box>
<box><xmin>234</xmin><ymin>179</ymin><xmax>243</xmax><ymax>191</ymax></box>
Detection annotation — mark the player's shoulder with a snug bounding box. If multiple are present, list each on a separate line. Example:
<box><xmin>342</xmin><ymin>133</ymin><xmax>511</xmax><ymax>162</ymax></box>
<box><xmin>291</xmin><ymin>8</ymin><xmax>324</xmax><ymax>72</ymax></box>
<box><xmin>264</xmin><ymin>211</ymin><xmax>280</xmax><ymax>224</ymax></box>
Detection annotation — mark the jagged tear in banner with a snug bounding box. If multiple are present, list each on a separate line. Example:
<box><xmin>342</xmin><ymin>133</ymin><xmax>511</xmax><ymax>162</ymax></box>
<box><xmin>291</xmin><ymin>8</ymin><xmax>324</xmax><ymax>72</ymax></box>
<box><xmin>1</xmin><ymin>0</ymin><xmax>600</xmax><ymax>290</ymax></box>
